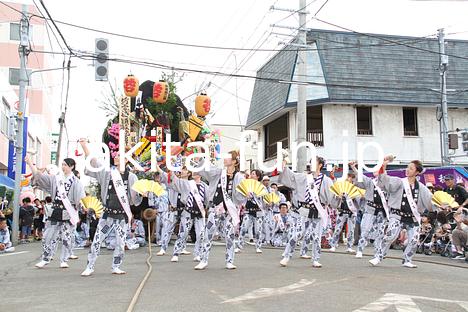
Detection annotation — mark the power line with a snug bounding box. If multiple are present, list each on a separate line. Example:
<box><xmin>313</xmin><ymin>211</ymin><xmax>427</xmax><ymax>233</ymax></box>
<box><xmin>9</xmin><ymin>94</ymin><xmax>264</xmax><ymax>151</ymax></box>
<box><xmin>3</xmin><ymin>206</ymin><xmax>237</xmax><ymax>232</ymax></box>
<box><xmin>313</xmin><ymin>0</ymin><xmax>329</xmax><ymax>17</ymax></box>
<box><xmin>3</xmin><ymin>0</ymin><xmax>468</xmax><ymax>59</ymax></box>
<box><xmin>31</xmin><ymin>48</ymin><xmax>467</xmax><ymax>98</ymax></box>
<box><xmin>37</xmin><ymin>0</ymin><xmax>74</xmax><ymax>56</ymax></box>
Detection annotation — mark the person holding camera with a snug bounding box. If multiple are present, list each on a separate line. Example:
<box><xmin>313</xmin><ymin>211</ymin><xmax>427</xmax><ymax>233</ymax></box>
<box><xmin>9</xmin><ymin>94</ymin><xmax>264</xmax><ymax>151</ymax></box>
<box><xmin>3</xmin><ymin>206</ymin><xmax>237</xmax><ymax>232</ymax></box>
<box><xmin>451</xmin><ymin>208</ymin><xmax>468</xmax><ymax>260</ymax></box>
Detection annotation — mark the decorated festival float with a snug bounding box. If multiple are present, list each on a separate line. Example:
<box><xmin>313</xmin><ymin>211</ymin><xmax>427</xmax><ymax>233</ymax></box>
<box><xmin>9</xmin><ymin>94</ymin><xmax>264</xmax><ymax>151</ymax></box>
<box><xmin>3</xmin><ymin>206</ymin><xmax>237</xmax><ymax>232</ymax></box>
<box><xmin>101</xmin><ymin>72</ymin><xmax>222</xmax><ymax>178</ymax></box>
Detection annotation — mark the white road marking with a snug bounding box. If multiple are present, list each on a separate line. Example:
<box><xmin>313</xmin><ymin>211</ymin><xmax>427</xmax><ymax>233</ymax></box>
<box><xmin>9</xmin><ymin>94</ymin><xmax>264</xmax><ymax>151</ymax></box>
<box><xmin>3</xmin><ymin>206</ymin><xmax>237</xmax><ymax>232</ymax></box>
<box><xmin>0</xmin><ymin>251</ymin><xmax>30</xmax><ymax>257</ymax></box>
<box><xmin>222</xmin><ymin>279</ymin><xmax>315</xmax><ymax>304</ymax></box>
<box><xmin>354</xmin><ymin>293</ymin><xmax>468</xmax><ymax>312</ymax></box>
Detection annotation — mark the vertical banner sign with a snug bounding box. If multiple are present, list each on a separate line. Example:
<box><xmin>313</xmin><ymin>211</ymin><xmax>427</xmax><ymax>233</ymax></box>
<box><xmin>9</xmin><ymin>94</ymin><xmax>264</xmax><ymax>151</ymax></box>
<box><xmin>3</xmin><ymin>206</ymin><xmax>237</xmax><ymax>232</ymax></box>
<box><xmin>8</xmin><ymin>117</ymin><xmax>28</xmax><ymax>179</ymax></box>
<box><xmin>209</xmin><ymin>138</ymin><xmax>216</xmax><ymax>165</ymax></box>
<box><xmin>119</xmin><ymin>96</ymin><xmax>131</xmax><ymax>147</ymax></box>
<box><xmin>156</xmin><ymin>126</ymin><xmax>163</xmax><ymax>155</ymax></box>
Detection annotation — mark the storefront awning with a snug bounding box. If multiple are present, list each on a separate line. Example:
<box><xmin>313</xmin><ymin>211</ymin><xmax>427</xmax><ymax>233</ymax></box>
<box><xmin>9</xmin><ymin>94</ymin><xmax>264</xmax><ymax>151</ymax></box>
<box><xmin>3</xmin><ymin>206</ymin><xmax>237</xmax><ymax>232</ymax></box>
<box><xmin>0</xmin><ymin>175</ymin><xmax>15</xmax><ymax>189</ymax></box>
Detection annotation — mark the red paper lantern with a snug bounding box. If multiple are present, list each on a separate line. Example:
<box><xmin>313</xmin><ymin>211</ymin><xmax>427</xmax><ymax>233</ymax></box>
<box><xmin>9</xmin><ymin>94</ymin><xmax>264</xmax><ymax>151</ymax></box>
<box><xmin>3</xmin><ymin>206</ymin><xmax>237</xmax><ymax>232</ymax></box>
<box><xmin>195</xmin><ymin>92</ymin><xmax>211</xmax><ymax>117</ymax></box>
<box><xmin>153</xmin><ymin>80</ymin><xmax>169</xmax><ymax>104</ymax></box>
<box><xmin>123</xmin><ymin>75</ymin><xmax>139</xmax><ymax>97</ymax></box>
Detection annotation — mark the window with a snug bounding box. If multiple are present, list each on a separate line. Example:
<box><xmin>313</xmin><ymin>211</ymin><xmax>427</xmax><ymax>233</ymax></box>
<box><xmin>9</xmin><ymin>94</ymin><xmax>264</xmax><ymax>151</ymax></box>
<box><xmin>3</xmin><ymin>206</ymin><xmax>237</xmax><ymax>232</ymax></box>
<box><xmin>356</xmin><ymin>107</ymin><xmax>373</xmax><ymax>135</ymax></box>
<box><xmin>27</xmin><ymin>134</ymin><xmax>35</xmax><ymax>153</ymax></box>
<box><xmin>9</xmin><ymin>68</ymin><xmax>31</xmax><ymax>86</ymax></box>
<box><xmin>287</xmin><ymin>43</ymin><xmax>329</xmax><ymax>103</ymax></box>
<box><xmin>307</xmin><ymin>105</ymin><xmax>324</xmax><ymax>147</ymax></box>
<box><xmin>10</xmin><ymin>23</ymin><xmax>20</xmax><ymax>40</ymax></box>
<box><xmin>9</xmin><ymin>23</ymin><xmax>33</xmax><ymax>41</ymax></box>
<box><xmin>1</xmin><ymin>98</ymin><xmax>11</xmax><ymax>135</ymax></box>
<box><xmin>403</xmin><ymin>107</ymin><xmax>418</xmax><ymax>136</ymax></box>
<box><xmin>265</xmin><ymin>114</ymin><xmax>289</xmax><ymax>159</ymax></box>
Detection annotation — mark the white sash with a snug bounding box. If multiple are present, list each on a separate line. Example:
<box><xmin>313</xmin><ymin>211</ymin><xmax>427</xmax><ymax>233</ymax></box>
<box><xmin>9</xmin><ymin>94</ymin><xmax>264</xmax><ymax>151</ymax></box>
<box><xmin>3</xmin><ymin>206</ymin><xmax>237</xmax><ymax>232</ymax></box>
<box><xmin>110</xmin><ymin>167</ymin><xmax>133</xmax><ymax>223</ymax></box>
<box><xmin>220</xmin><ymin>169</ymin><xmax>240</xmax><ymax>226</ymax></box>
<box><xmin>273</xmin><ymin>214</ymin><xmax>286</xmax><ymax>231</ymax></box>
<box><xmin>309</xmin><ymin>180</ymin><xmax>328</xmax><ymax>228</ymax></box>
<box><xmin>189</xmin><ymin>180</ymin><xmax>206</xmax><ymax>219</ymax></box>
<box><xmin>55</xmin><ymin>175</ymin><xmax>79</xmax><ymax>225</ymax></box>
<box><xmin>402</xmin><ymin>178</ymin><xmax>421</xmax><ymax>224</ymax></box>
<box><xmin>372</xmin><ymin>178</ymin><xmax>390</xmax><ymax>219</ymax></box>
<box><xmin>345</xmin><ymin>196</ymin><xmax>357</xmax><ymax>215</ymax></box>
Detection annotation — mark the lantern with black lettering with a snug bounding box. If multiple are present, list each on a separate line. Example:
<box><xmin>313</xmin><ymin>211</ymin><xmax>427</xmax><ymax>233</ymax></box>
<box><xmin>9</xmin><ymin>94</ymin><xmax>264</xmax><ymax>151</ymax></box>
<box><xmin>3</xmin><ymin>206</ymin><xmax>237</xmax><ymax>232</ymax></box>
<box><xmin>123</xmin><ymin>74</ymin><xmax>139</xmax><ymax>97</ymax></box>
<box><xmin>153</xmin><ymin>80</ymin><xmax>169</xmax><ymax>104</ymax></box>
<box><xmin>195</xmin><ymin>92</ymin><xmax>211</xmax><ymax>117</ymax></box>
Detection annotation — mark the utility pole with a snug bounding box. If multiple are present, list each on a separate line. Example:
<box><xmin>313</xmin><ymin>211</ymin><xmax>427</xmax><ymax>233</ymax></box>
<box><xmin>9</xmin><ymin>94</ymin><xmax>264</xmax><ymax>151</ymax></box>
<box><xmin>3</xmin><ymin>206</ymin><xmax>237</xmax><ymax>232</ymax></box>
<box><xmin>296</xmin><ymin>0</ymin><xmax>308</xmax><ymax>172</ymax></box>
<box><xmin>12</xmin><ymin>5</ymin><xmax>30</xmax><ymax>245</ymax></box>
<box><xmin>438</xmin><ymin>28</ymin><xmax>450</xmax><ymax>166</ymax></box>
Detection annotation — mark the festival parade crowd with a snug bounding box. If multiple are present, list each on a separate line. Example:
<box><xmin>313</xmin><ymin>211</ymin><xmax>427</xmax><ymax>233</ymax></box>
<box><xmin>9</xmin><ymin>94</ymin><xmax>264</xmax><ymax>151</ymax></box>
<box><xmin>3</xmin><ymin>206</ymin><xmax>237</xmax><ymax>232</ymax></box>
<box><xmin>1</xmin><ymin>139</ymin><xmax>467</xmax><ymax>277</ymax></box>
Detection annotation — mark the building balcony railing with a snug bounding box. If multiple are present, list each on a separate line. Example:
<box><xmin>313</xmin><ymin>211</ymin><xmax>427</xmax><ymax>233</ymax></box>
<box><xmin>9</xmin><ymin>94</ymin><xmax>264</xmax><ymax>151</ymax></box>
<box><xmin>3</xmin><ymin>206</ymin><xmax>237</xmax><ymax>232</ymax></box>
<box><xmin>307</xmin><ymin>130</ymin><xmax>324</xmax><ymax>147</ymax></box>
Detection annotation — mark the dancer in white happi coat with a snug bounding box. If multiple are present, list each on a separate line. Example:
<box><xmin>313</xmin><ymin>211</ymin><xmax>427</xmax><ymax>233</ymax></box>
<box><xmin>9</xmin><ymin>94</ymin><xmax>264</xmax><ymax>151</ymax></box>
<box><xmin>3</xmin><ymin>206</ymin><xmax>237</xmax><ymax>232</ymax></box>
<box><xmin>26</xmin><ymin>156</ymin><xmax>85</xmax><ymax>269</ymax></box>
<box><xmin>278</xmin><ymin>157</ymin><xmax>338</xmax><ymax>268</ymax></box>
<box><xmin>155</xmin><ymin>184</ymin><xmax>178</xmax><ymax>256</ymax></box>
<box><xmin>329</xmin><ymin>173</ymin><xmax>361</xmax><ymax>253</ymax></box>
<box><xmin>349</xmin><ymin>161</ymin><xmax>389</xmax><ymax>258</ymax></box>
<box><xmin>195</xmin><ymin>150</ymin><xmax>245</xmax><ymax>270</ymax></box>
<box><xmin>263</xmin><ymin>182</ymin><xmax>286</xmax><ymax>245</ymax></box>
<box><xmin>79</xmin><ymin>140</ymin><xmax>142</xmax><ymax>276</ymax></box>
<box><xmin>157</xmin><ymin>166</ymin><xmax>208</xmax><ymax>263</ymax></box>
<box><xmin>369</xmin><ymin>158</ymin><xmax>435</xmax><ymax>268</ymax></box>
<box><xmin>235</xmin><ymin>169</ymin><xmax>266</xmax><ymax>254</ymax></box>
<box><xmin>181</xmin><ymin>172</ymin><xmax>208</xmax><ymax>261</ymax></box>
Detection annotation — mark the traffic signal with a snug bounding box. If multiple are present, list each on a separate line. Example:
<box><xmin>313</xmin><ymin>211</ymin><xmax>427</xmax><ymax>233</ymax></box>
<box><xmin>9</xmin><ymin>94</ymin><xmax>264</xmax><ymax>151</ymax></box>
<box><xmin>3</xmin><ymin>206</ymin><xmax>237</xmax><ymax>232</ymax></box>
<box><xmin>94</xmin><ymin>38</ymin><xmax>108</xmax><ymax>81</ymax></box>
<box><xmin>448</xmin><ymin>133</ymin><xmax>459</xmax><ymax>150</ymax></box>
<box><xmin>462</xmin><ymin>130</ymin><xmax>468</xmax><ymax>153</ymax></box>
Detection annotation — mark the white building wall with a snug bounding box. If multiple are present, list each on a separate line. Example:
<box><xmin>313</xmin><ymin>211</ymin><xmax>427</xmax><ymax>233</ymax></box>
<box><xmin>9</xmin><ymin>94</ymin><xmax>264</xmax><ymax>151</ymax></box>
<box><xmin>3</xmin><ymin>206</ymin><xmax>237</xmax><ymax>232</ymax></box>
<box><xmin>251</xmin><ymin>104</ymin><xmax>468</xmax><ymax>169</ymax></box>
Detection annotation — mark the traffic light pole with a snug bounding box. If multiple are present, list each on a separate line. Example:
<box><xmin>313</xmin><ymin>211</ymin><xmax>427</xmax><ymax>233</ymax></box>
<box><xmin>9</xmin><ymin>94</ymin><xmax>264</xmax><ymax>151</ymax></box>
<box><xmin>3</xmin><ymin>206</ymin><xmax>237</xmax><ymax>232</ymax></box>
<box><xmin>12</xmin><ymin>5</ymin><xmax>29</xmax><ymax>245</ymax></box>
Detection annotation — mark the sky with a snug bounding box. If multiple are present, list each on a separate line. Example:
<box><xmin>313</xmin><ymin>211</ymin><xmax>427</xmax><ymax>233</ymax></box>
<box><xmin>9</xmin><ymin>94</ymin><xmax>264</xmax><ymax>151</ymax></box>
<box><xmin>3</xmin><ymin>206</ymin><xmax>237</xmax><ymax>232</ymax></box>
<box><xmin>6</xmin><ymin>0</ymin><xmax>468</xmax><ymax>159</ymax></box>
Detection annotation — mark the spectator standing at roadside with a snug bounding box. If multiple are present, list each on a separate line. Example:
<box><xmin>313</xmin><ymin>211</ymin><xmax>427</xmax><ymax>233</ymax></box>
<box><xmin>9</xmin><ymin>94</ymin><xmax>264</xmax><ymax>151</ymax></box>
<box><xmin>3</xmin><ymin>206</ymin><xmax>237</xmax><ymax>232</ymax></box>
<box><xmin>444</xmin><ymin>175</ymin><xmax>468</xmax><ymax>208</ymax></box>
<box><xmin>20</xmin><ymin>197</ymin><xmax>36</xmax><ymax>243</ymax></box>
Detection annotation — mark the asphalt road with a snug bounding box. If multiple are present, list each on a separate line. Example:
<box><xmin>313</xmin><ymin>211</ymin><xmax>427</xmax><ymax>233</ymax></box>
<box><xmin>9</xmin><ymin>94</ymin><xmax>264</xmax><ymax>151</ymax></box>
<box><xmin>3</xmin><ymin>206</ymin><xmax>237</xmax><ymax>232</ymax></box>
<box><xmin>1</xmin><ymin>242</ymin><xmax>467</xmax><ymax>312</ymax></box>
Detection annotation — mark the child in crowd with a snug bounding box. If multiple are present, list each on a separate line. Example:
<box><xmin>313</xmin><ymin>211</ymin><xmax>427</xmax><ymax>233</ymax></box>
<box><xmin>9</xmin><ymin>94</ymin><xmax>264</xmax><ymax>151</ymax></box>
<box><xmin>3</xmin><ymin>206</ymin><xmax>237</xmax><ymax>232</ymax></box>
<box><xmin>432</xmin><ymin>223</ymin><xmax>452</xmax><ymax>255</ymax></box>
<box><xmin>0</xmin><ymin>217</ymin><xmax>14</xmax><ymax>253</ymax></box>
<box><xmin>126</xmin><ymin>217</ymin><xmax>146</xmax><ymax>249</ymax></box>
<box><xmin>417</xmin><ymin>215</ymin><xmax>433</xmax><ymax>255</ymax></box>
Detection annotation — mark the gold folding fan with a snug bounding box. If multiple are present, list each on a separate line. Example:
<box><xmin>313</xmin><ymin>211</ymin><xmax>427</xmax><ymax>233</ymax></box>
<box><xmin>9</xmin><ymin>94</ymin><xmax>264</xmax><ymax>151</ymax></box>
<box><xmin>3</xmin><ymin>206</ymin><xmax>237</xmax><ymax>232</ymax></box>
<box><xmin>81</xmin><ymin>196</ymin><xmax>104</xmax><ymax>218</ymax></box>
<box><xmin>263</xmin><ymin>192</ymin><xmax>281</xmax><ymax>205</ymax></box>
<box><xmin>236</xmin><ymin>179</ymin><xmax>268</xmax><ymax>197</ymax></box>
<box><xmin>431</xmin><ymin>191</ymin><xmax>458</xmax><ymax>208</ymax></box>
<box><xmin>132</xmin><ymin>179</ymin><xmax>165</xmax><ymax>197</ymax></box>
<box><xmin>329</xmin><ymin>180</ymin><xmax>362</xmax><ymax>199</ymax></box>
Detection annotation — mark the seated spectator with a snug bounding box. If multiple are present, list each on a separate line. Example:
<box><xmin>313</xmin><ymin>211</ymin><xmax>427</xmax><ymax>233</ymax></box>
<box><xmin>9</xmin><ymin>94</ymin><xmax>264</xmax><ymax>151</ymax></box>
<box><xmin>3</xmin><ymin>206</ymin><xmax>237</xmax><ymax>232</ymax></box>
<box><xmin>0</xmin><ymin>217</ymin><xmax>14</xmax><ymax>253</ymax></box>
<box><xmin>391</xmin><ymin>229</ymin><xmax>407</xmax><ymax>250</ymax></box>
<box><xmin>126</xmin><ymin>217</ymin><xmax>146</xmax><ymax>250</ymax></box>
<box><xmin>450</xmin><ymin>208</ymin><xmax>468</xmax><ymax>260</ymax></box>
<box><xmin>432</xmin><ymin>223</ymin><xmax>452</xmax><ymax>256</ymax></box>
<box><xmin>19</xmin><ymin>198</ymin><xmax>36</xmax><ymax>243</ymax></box>
<box><xmin>418</xmin><ymin>215</ymin><xmax>434</xmax><ymax>255</ymax></box>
